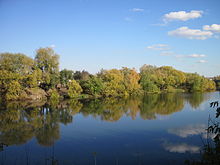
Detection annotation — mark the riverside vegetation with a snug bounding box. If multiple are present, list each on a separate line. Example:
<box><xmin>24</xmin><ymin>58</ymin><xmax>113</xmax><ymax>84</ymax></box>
<box><xmin>0</xmin><ymin>47</ymin><xmax>217</xmax><ymax>101</ymax></box>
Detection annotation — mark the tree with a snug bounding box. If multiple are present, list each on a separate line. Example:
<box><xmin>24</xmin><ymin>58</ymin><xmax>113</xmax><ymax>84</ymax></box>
<box><xmin>99</xmin><ymin>69</ymin><xmax>127</xmax><ymax>97</ymax></box>
<box><xmin>67</xmin><ymin>80</ymin><xmax>82</xmax><ymax>98</ymax></box>
<box><xmin>74</xmin><ymin>70</ymin><xmax>90</xmax><ymax>81</ymax></box>
<box><xmin>5</xmin><ymin>80</ymin><xmax>22</xmax><ymax>100</ymax></box>
<box><xmin>139</xmin><ymin>65</ymin><xmax>216</xmax><ymax>93</ymax></box>
<box><xmin>121</xmin><ymin>67</ymin><xmax>141</xmax><ymax>94</ymax></box>
<box><xmin>80</xmin><ymin>76</ymin><xmax>104</xmax><ymax>96</ymax></box>
<box><xmin>35</xmin><ymin>47</ymin><xmax>60</xmax><ymax>89</ymax></box>
<box><xmin>157</xmin><ymin>66</ymin><xmax>186</xmax><ymax>89</ymax></box>
<box><xmin>140</xmin><ymin>75</ymin><xmax>160</xmax><ymax>93</ymax></box>
<box><xmin>214</xmin><ymin>76</ymin><xmax>220</xmax><ymax>90</ymax></box>
<box><xmin>0</xmin><ymin>53</ymin><xmax>34</xmax><ymax>75</ymax></box>
<box><xmin>140</xmin><ymin>65</ymin><xmax>160</xmax><ymax>93</ymax></box>
<box><xmin>186</xmin><ymin>73</ymin><xmax>216</xmax><ymax>92</ymax></box>
<box><xmin>22</xmin><ymin>69</ymin><xmax>43</xmax><ymax>88</ymax></box>
<box><xmin>60</xmin><ymin>69</ymin><xmax>74</xmax><ymax>87</ymax></box>
<box><xmin>140</xmin><ymin>64</ymin><xmax>156</xmax><ymax>74</ymax></box>
<box><xmin>0</xmin><ymin>70</ymin><xmax>22</xmax><ymax>100</ymax></box>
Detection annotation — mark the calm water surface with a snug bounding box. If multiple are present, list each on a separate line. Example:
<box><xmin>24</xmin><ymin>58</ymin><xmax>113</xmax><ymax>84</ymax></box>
<box><xmin>0</xmin><ymin>92</ymin><xmax>219</xmax><ymax>165</ymax></box>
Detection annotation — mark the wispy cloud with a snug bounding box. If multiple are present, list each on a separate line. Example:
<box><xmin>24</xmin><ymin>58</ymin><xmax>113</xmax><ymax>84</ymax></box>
<box><xmin>130</xmin><ymin>8</ymin><xmax>144</xmax><ymax>12</ymax></box>
<box><xmin>147</xmin><ymin>44</ymin><xmax>207</xmax><ymax>65</ymax></box>
<box><xmin>163</xmin><ymin>10</ymin><xmax>203</xmax><ymax>22</ymax></box>
<box><xmin>203</xmin><ymin>24</ymin><xmax>220</xmax><ymax>33</ymax></box>
<box><xmin>197</xmin><ymin>60</ymin><xmax>207</xmax><ymax>63</ymax></box>
<box><xmin>147</xmin><ymin>44</ymin><xmax>170</xmax><ymax>51</ymax></box>
<box><xmin>188</xmin><ymin>54</ymin><xmax>206</xmax><ymax>58</ymax></box>
<box><xmin>168</xmin><ymin>27</ymin><xmax>213</xmax><ymax>40</ymax></box>
<box><xmin>175</xmin><ymin>54</ymin><xmax>207</xmax><ymax>65</ymax></box>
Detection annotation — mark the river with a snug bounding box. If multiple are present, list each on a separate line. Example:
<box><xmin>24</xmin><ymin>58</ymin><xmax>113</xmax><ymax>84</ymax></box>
<box><xmin>0</xmin><ymin>92</ymin><xmax>219</xmax><ymax>165</ymax></box>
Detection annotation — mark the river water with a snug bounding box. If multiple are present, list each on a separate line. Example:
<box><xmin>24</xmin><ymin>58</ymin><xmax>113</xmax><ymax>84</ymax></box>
<box><xmin>0</xmin><ymin>92</ymin><xmax>219</xmax><ymax>165</ymax></box>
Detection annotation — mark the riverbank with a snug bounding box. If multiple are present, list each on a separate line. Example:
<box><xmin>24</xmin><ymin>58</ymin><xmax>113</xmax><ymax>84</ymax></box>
<box><xmin>0</xmin><ymin>85</ymin><xmax>216</xmax><ymax>103</ymax></box>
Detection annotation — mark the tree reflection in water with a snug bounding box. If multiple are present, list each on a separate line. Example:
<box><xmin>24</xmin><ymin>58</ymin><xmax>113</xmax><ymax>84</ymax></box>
<box><xmin>185</xmin><ymin>92</ymin><xmax>211</xmax><ymax>109</ymax></box>
<box><xmin>0</xmin><ymin>93</ymin><xmax>208</xmax><ymax>147</ymax></box>
<box><xmin>0</xmin><ymin>100</ymin><xmax>81</xmax><ymax>147</ymax></box>
<box><xmin>140</xmin><ymin>93</ymin><xmax>185</xmax><ymax>120</ymax></box>
<box><xmin>0</xmin><ymin>92</ymin><xmax>210</xmax><ymax>164</ymax></box>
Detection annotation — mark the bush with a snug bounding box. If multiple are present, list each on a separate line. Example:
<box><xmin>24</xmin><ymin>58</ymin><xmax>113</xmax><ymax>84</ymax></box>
<box><xmin>67</xmin><ymin>80</ymin><xmax>82</xmax><ymax>98</ymax></box>
<box><xmin>5</xmin><ymin>80</ymin><xmax>22</xmax><ymax>100</ymax></box>
<box><xmin>48</xmin><ymin>88</ymin><xmax>60</xmax><ymax>100</ymax></box>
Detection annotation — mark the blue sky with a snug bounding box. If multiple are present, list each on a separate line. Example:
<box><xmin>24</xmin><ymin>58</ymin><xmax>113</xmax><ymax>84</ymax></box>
<box><xmin>0</xmin><ymin>0</ymin><xmax>220</xmax><ymax>76</ymax></box>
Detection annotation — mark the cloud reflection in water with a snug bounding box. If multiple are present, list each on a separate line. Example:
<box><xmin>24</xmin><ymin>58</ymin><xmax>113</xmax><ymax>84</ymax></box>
<box><xmin>163</xmin><ymin>142</ymin><xmax>200</xmax><ymax>153</ymax></box>
<box><xmin>168</xmin><ymin>124</ymin><xmax>206</xmax><ymax>138</ymax></box>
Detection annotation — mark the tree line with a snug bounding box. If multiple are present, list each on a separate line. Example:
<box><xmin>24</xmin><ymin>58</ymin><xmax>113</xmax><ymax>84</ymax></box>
<box><xmin>0</xmin><ymin>47</ymin><xmax>216</xmax><ymax>101</ymax></box>
<box><xmin>213</xmin><ymin>76</ymin><xmax>220</xmax><ymax>90</ymax></box>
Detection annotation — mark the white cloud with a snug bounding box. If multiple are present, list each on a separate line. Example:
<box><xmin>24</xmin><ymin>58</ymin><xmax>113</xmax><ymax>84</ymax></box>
<box><xmin>197</xmin><ymin>60</ymin><xmax>207</xmax><ymax>63</ymax></box>
<box><xmin>175</xmin><ymin>54</ymin><xmax>207</xmax><ymax>64</ymax></box>
<box><xmin>147</xmin><ymin>44</ymin><xmax>170</xmax><ymax>51</ymax></box>
<box><xmin>164</xmin><ymin>142</ymin><xmax>200</xmax><ymax>153</ymax></box>
<box><xmin>130</xmin><ymin>8</ymin><xmax>144</xmax><ymax>12</ymax></box>
<box><xmin>163</xmin><ymin>10</ymin><xmax>203</xmax><ymax>22</ymax></box>
<box><xmin>203</xmin><ymin>24</ymin><xmax>220</xmax><ymax>33</ymax></box>
<box><xmin>168</xmin><ymin>124</ymin><xmax>206</xmax><ymax>138</ymax></box>
<box><xmin>168</xmin><ymin>27</ymin><xmax>213</xmax><ymax>40</ymax></box>
<box><xmin>188</xmin><ymin>54</ymin><xmax>206</xmax><ymax>58</ymax></box>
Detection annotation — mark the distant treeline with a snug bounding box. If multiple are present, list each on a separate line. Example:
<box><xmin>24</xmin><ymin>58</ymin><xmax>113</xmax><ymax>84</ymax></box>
<box><xmin>0</xmin><ymin>47</ymin><xmax>217</xmax><ymax>101</ymax></box>
<box><xmin>213</xmin><ymin>76</ymin><xmax>220</xmax><ymax>90</ymax></box>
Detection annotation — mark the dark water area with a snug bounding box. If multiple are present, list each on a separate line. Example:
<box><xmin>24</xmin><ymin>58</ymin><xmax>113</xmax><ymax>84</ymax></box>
<box><xmin>0</xmin><ymin>92</ymin><xmax>219</xmax><ymax>165</ymax></box>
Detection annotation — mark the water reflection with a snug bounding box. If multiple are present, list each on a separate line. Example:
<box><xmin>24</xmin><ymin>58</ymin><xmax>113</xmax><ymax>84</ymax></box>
<box><xmin>185</xmin><ymin>92</ymin><xmax>207</xmax><ymax>109</ymax></box>
<box><xmin>0</xmin><ymin>100</ymin><xmax>79</xmax><ymax>146</ymax></box>
<box><xmin>0</xmin><ymin>92</ymin><xmax>214</xmax><ymax>165</ymax></box>
<box><xmin>184</xmin><ymin>95</ymin><xmax>220</xmax><ymax>165</ymax></box>
<box><xmin>163</xmin><ymin>142</ymin><xmax>200</xmax><ymax>153</ymax></box>
<box><xmin>140</xmin><ymin>93</ymin><xmax>185</xmax><ymax>119</ymax></box>
<box><xmin>0</xmin><ymin>93</ymin><xmax>209</xmax><ymax>147</ymax></box>
<box><xmin>168</xmin><ymin>124</ymin><xmax>207</xmax><ymax>138</ymax></box>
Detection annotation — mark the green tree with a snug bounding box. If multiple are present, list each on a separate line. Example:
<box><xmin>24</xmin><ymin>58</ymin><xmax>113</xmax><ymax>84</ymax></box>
<box><xmin>214</xmin><ymin>76</ymin><xmax>220</xmax><ymax>90</ymax></box>
<box><xmin>186</xmin><ymin>73</ymin><xmax>215</xmax><ymax>92</ymax></box>
<box><xmin>99</xmin><ymin>69</ymin><xmax>127</xmax><ymax>97</ymax></box>
<box><xmin>80</xmin><ymin>76</ymin><xmax>104</xmax><ymax>96</ymax></box>
<box><xmin>47</xmin><ymin>88</ymin><xmax>60</xmax><ymax>100</ymax></box>
<box><xmin>67</xmin><ymin>80</ymin><xmax>82</xmax><ymax>98</ymax></box>
<box><xmin>0</xmin><ymin>70</ymin><xmax>22</xmax><ymax>100</ymax></box>
<box><xmin>60</xmin><ymin>69</ymin><xmax>74</xmax><ymax>86</ymax></box>
<box><xmin>121</xmin><ymin>67</ymin><xmax>141</xmax><ymax>95</ymax></box>
<box><xmin>74</xmin><ymin>70</ymin><xmax>90</xmax><ymax>81</ymax></box>
<box><xmin>35</xmin><ymin>47</ymin><xmax>60</xmax><ymax>89</ymax></box>
<box><xmin>157</xmin><ymin>66</ymin><xmax>186</xmax><ymax>89</ymax></box>
<box><xmin>140</xmin><ymin>75</ymin><xmax>160</xmax><ymax>93</ymax></box>
<box><xmin>0</xmin><ymin>53</ymin><xmax>34</xmax><ymax>75</ymax></box>
<box><xmin>139</xmin><ymin>64</ymin><xmax>215</xmax><ymax>93</ymax></box>
<box><xmin>5</xmin><ymin>80</ymin><xmax>22</xmax><ymax>100</ymax></box>
<box><xmin>140</xmin><ymin>65</ymin><xmax>160</xmax><ymax>93</ymax></box>
<box><xmin>23</xmin><ymin>69</ymin><xmax>43</xmax><ymax>88</ymax></box>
